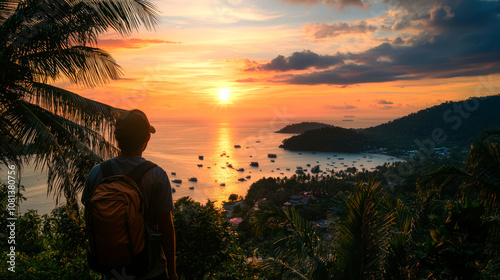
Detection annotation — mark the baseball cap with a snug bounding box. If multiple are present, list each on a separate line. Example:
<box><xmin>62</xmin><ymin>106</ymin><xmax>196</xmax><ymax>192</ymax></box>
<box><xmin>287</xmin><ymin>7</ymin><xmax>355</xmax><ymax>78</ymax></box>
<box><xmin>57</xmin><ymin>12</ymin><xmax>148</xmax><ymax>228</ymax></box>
<box><xmin>115</xmin><ymin>109</ymin><xmax>156</xmax><ymax>136</ymax></box>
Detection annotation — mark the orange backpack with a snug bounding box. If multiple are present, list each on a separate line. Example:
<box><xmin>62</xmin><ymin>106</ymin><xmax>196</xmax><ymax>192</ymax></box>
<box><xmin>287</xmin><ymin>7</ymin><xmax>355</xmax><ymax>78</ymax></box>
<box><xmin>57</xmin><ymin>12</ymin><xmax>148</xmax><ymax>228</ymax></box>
<box><xmin>85</xmin><ymin>160</ymin><xmax>158</xmax><ymax>277</ymax></box>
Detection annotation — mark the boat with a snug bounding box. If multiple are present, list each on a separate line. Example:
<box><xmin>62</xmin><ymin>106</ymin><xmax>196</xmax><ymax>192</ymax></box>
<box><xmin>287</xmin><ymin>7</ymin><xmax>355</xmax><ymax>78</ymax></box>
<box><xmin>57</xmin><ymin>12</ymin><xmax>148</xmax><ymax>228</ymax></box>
<box><xmin>237</xmin><ymin>168</ymin><xmax>245</xmax><ymax>172</ymax></box>
<box><xmin>171</xmin><ymin>188</ymin><xmax>176</xmax><ymax>193</ymax></box>
<box><xmin>306</xmin><ymin>164</ymin><xmax>311</xmax><ymax>167</ymax></box>
<box><xmin>199</xmin><ymin>155</ymin><xmax>204</xmax><ymax>160</ymax></box>
<box><xmin>238</xmin><ymin>178</ymin><xmax>246</xmax><ymax>181</ymax></box>
<box><xmin>256</xmin><ymin>140</ymin><xmax>261</xmax><ymax>143</ymax></box>
<box><xmin>197</xmin><ymin>164</ymin><xmax>203</xmax><ymax>167</ymax></box>
<box><xmin>311</xmin><ymin>165</ymin><xmax>321</xmax><ymax>173</ymax></box>
<box><xmin>227</xmin><ymin>164</ymin><xmax>233</xmax><ymax>168</ymax></box>
<box><xmin>246</xmin><ymin>175</ymin><xmax>251</xmax><ymax>179</ymax></box>
<box><xmin>171</xmin><ymin>172</ymin><xmax>176</xmax><ymax>176</ymax></box>
<box><xmin>268</xmin><ymin>153</ymin><xmax>277</xmax><ymax>158</ymax></box>
<box><xmin>220</xmin><ymin>183</ymin><xmax>226</xmax><ymax>187</ymax></box>
<box><xmin>250</xmin><ymin>162</ymin><xmax>259</xmax><ymax>167</ymax></box>
<box><xmin>189</xmin><ymin>187</ymin><xmax>194</xmax><ymax>190</ymax></box>
<box><xmin>172</xmin><ymin>179</ymin><xmax>182</xmax><ymax>184</ymax></box>
<box><xmin>234</xmin><ymin>145</ymin><xmax>241</xmax><ymax>148</ymax></box>
<box><xmin>286</xmin><ymin>168</ymin><xmax>290</xmax><ymax>171</ymax></box>
<box><xmin>270</xmin><ymin>159</ymin><xmax>275</xmax><ymax>162</ymax></box>
<box><xmin>189</xmin><ymin>177</ymin><xmax>198</xmax><ymax>182</ymax></box>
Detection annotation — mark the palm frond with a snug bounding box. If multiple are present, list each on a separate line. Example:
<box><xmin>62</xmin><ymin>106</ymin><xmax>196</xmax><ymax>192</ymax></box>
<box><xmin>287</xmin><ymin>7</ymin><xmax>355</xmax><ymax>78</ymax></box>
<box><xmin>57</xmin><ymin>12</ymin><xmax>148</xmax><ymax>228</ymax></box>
<box><xmin>0</xmin><ymin>0</ymin><xmax>18</xmax><ymax>24</ymax></box>
<box><xmin>0</xmin><ymin>110</ymin><xmax>24</xmax><ymax>167</ymax></box>
<box><xmin>17</xmin><ymin>46</ymin><xmax>122</xmax><ymax>87</ymax></box>
<box><xmin>84</xmin><ymin>0</ymin><xmax>160</xmax><ymax>35</ymax></box>
<box><xmin>5</xmin><ymin>99</ymin><xmax>117</xmax><ymax>205</ymax></box>
<box><xmin>27</xmin><ymin>82</ymin><xmax>122</xmax><ymax>132</ymax></box>
<box><xmin>383</xmin><ymin>200</ymin><xmax>415</xmax><ymax>280</ymax></box>
<box><xmin>255</xmin><ymin>206</ymin><xmax>334</xmax><ymax>279</ymax></box>
<box><xmin>335</xmin><ymin>181</ymin><xmax>394</xmax><ymax>280</ymax></box>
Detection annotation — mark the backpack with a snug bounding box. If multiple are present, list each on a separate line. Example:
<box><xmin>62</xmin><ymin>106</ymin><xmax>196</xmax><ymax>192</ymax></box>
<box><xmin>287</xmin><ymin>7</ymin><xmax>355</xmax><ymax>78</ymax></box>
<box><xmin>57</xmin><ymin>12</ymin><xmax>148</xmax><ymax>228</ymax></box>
<box><xmin>85</xmin><ymin>160</ymin><xmax>159</xmax><ymax>277</ymax></box>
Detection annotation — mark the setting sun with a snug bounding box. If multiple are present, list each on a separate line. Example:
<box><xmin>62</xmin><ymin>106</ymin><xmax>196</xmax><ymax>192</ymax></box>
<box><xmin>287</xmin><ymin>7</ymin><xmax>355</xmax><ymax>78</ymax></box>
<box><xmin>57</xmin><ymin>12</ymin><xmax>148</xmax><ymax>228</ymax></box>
<box><xmin>218</xmin><ymin>88</ymin><xmax>231</xmax><ymax>102</ymax></box>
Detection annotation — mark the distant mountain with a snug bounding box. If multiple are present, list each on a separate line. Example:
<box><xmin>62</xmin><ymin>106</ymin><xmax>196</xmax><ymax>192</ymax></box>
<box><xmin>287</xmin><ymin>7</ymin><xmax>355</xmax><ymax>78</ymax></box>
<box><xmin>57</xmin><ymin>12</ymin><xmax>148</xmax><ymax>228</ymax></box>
<box><xmin>276</xmin><ymin>122</ymin><xmax>334</xmax><ymax>134</ymax></box>
<box><xmin>280</xmin><ymin>94</ymin><xmax>500</xmax><ymax>153</ymax></box>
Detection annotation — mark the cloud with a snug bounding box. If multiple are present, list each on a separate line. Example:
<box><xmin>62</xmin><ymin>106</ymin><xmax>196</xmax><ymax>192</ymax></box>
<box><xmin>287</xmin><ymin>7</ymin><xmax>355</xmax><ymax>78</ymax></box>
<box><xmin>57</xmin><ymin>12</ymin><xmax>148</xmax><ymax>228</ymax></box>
<box><xmin>376</xmin><ymin>99</ymin><xmax>394</xmax><ymax>104</ymax></box>
<box><xmin>305</xmin><ymin>21</ymin><xmax>377</xmax><ymax>39</ymax></box>
<box><xmin>98</xmin><ymin>38</ymin><xmax>181</xmax><ymax>49</ymax></box>
<box><xmin>245</xmin><ymin>50</ymin><xmax>345</xmax><ymax>72</ymax></box>
<box><xmin>244</xmin><ymin>0</ymin><xmax>500</xmax><ymax>85</ymax></box>
<box><xmin>326</xmin><ymin>104</ymin><xmax>357</xmax><ymax>110</ymax></box>
<box><xmin>370</xmin><ymin>103</ymin><xmax>401</xmax><ymax>110</ymax></box>
<box><xmin>235</xmin><ymin>78</ymin><xmax>262</xmax><ymax>83</ymax></box>
<box><xmin>278</xmin><ymin>0</ymin><xmax>369</xmax><ymax>9</ymax></box>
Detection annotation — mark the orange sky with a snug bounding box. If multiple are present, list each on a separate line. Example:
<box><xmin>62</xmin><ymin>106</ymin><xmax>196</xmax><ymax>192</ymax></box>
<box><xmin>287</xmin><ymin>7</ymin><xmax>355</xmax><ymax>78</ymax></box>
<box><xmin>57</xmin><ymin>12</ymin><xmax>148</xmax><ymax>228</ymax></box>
<box><xmin>61</xmin><ymin>0</ymin><xmax>500</xmax><ymax>127</ymax></box>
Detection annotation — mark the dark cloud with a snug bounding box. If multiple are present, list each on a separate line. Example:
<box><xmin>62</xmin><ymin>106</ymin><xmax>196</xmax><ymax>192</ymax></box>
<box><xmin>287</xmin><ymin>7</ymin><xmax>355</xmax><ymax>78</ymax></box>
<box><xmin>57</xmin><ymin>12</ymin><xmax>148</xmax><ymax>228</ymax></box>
<box><xmin>377</xmin><ymin>99</ymin><xmax>394</xmax><ymax>104</ymax></box>
<box><xmin>306</xmin><ymin>22</ymin><xmax>377</xmax><ymax>39</ymax></box>
<box><xmin>246</xmin><ymin>0</ymin><xmax>500</xmax><ymax>85</ymax></box>
<box><xmin>245</xmin><ymin>50</ymin><xmax>345</xmax><ymax>72</ymax></box>
<box><xmin>392</xmin><ymin>37</ymin><xmax>404</xmax><ymax>45</ymax></box>
<box><xmin>326</xmin><ymin>104</ymin><xmax>357</xmax><ymax>110</ymax></box>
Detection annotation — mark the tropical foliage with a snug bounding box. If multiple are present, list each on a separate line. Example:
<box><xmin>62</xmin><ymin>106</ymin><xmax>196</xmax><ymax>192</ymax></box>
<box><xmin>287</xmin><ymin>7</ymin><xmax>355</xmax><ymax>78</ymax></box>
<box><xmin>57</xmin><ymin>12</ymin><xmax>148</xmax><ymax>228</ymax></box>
<box><xmin>1</xmin><ymin>129</ymin><xmax>499</xmax><ymax>279</ymax></box>
<box><xmin>0</xmin><ymin>0</ymin><xmax>159</xmax><ymax>209</ymax></box>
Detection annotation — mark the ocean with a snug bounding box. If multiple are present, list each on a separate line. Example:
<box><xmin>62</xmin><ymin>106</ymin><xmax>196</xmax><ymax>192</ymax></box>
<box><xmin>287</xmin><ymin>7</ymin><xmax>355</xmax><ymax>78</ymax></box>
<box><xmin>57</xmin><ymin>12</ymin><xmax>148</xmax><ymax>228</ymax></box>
<box><xmin>14</xmin><ymin>118</ymin><xmax>400</xmax><ymax>215</ymax></box>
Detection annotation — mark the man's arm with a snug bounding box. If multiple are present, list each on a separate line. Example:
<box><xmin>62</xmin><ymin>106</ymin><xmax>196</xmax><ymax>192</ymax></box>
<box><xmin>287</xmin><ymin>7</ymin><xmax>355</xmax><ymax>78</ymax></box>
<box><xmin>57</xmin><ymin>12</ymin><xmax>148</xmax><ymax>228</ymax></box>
<box><xmin>158</xmin><ymin>211</ymin><xmax>177</xmax><ymax>280</ymax></box>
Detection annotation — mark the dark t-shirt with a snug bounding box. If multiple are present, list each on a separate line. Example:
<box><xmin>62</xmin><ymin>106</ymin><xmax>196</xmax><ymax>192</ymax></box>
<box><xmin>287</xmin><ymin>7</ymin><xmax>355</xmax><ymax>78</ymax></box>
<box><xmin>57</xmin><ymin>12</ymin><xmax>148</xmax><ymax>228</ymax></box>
<box><xmin>82</xmin><ymin>155</ymin><xmax>174</xmax><ymax>279</ymax></box>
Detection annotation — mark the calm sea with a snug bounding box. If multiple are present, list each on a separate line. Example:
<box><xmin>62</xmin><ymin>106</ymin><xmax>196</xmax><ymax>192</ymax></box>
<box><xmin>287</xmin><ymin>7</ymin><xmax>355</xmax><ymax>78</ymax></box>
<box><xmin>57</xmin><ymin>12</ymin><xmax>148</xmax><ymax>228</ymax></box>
<box><xmin>16</xmin><ymin>118</ymin><xmax>400</xmax><ymax>215</ymax></box>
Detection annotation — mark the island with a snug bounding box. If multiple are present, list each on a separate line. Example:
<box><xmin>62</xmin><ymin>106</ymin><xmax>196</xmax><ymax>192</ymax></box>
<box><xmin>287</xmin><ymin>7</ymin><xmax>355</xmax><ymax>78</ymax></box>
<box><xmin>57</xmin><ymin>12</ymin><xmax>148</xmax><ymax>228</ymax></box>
<box><xmin>279</xmin><ymin>95</ymin><xmax>500</xmax><ymax>154</ymax></box>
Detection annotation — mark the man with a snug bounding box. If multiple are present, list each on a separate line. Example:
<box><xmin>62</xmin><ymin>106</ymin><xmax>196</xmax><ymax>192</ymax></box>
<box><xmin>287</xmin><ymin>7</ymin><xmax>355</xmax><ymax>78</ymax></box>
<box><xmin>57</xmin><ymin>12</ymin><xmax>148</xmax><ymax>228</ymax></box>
<box><xmin>82</xmin><ymin>109</ymin><xmax>178</xmax><ymax>280</ymax></box>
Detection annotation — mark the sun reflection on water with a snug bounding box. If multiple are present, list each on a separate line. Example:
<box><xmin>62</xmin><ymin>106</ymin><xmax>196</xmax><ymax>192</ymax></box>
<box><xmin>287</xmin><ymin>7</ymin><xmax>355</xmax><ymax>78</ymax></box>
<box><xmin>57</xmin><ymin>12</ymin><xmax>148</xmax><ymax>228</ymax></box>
<box><xmin>206</xmin><ymin>123</ymin><xmax>246</xmax><ymax>202</ymax></box>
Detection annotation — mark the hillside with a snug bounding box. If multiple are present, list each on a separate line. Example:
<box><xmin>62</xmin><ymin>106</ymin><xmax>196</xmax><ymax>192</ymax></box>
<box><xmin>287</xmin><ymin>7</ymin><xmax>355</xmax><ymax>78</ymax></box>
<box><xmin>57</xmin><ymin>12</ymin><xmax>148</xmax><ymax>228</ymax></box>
<box><xmin>280</xmin><ymin>94</ymin><xmax>500</xmax><ymax>153</ymax></box>
<box><xmin>276</xmin><ymin>122</ymin><xmax>333</xmax><ymax>133</ymax></box>
<box><xmin>280</xmin><ymin>126</ymin><xmax>372</xmax><ymax>153</ymax></box>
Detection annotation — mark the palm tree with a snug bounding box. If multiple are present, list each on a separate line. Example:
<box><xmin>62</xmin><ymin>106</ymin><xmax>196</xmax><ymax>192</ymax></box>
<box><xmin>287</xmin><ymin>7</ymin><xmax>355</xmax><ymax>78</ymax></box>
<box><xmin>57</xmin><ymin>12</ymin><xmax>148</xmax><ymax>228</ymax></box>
<box><xmin>417</xmin><ymin>130</ymin><xmax>500</xmax><ymax>267</ymax></box>
<box><xmin>0</xmin><ymin>0</ymin><xmax>159</xmax><ymax>211</ymax></box>
<box><xmin>254</xmin><ymin>205</ymin><xmax>334</xmax><ymax>280</ymax></box>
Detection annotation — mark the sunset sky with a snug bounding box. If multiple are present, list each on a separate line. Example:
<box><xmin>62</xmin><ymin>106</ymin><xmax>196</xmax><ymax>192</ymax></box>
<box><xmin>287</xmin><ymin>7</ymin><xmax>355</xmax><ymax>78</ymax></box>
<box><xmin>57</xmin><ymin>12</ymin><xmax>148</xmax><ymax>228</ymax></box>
<box><xmin>62</xmin><ymin>0</ymin><xmax>500</xmax><ymax>126</ymax></box>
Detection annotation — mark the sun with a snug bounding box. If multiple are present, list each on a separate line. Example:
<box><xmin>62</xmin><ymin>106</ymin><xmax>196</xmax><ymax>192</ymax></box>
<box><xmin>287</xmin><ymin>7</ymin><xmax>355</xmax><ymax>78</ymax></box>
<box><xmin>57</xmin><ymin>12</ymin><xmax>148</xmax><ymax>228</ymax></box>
<box><xmin>218</xmin><ymin>88</ymin><xmax>231</xmax><ymax>102</ymax></box>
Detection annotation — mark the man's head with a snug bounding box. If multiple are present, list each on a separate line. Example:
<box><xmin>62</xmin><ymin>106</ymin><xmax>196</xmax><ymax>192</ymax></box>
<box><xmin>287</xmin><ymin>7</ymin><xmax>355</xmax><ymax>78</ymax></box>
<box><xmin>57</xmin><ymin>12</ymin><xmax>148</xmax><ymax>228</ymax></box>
<box><xmin>114</xmin><ymin>109</ymin><xmax>156</xmax><ymax>154</ymax></box>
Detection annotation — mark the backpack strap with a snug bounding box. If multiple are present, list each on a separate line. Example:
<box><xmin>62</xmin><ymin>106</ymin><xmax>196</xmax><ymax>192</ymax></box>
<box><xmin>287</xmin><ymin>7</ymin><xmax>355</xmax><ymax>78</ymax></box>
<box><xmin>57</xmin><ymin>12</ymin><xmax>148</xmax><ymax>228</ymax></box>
<box><xmin>126</xmin><ymin>161</ymin><xmax>158</xmax><ymax>186</ymax></box>
<box><xmin>100</xmin><ymin>160</ymin><xmax>114</xmax><ymax>178</ymax></box>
